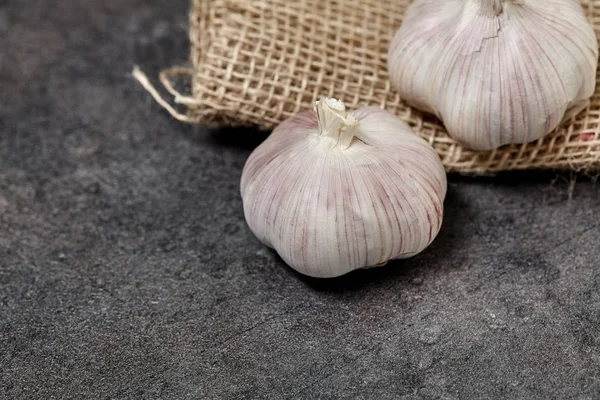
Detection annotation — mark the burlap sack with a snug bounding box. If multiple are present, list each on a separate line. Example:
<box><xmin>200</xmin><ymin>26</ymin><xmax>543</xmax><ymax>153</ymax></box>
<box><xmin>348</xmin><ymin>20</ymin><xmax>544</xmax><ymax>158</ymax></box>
<box><xmin>138</xmin><ymin>0</ymin><xmax>600</xmax><ymax>173</ymax></box>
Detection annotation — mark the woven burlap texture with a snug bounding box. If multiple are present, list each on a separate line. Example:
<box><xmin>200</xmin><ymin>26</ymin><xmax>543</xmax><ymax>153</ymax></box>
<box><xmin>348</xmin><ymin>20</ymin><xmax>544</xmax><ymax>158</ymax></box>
<box><xmin>161</xmin><ymin>0</ymin><xmax>600</xmax><ymax>173</ymax></box>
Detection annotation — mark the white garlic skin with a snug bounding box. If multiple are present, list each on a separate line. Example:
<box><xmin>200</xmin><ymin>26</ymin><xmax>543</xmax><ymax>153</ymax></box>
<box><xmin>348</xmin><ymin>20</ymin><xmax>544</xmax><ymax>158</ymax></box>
<box><xmin>240</xmin><ymin>101</ymin><xmax>447</xmax><ymax>278</ymax></box>
<box><xmin>388</xmin><ymin>0</ymin><xmax>599</xmax><ymax>150</ymax></box>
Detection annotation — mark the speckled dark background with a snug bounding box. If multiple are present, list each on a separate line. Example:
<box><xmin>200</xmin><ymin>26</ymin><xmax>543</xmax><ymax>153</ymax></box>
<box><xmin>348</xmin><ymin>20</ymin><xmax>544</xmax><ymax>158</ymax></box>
<box><xmin>1</xmin><ymin>1</ymin><xmax>599</xmax><ymax>399</ymax></box>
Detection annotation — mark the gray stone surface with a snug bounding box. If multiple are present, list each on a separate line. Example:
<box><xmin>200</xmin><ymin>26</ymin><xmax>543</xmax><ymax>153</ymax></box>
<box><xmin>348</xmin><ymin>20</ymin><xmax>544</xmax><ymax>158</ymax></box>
<box><xmin>1</xmin><ymin>0</ymin><xmax>599</xmax><ymax>399</ymax></box>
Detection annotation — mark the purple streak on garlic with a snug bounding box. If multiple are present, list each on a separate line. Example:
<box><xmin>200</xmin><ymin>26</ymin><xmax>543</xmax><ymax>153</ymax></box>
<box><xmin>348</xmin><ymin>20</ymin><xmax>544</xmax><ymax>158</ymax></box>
<box><xmin>240</xmin><ymin>98</ymin><xmax>447</xmax><ymax>278</ymax></box>
<box><xmin>388</xmin><ymin>0</ymin><xmax>598</xmax><ymax>151</ymax></box>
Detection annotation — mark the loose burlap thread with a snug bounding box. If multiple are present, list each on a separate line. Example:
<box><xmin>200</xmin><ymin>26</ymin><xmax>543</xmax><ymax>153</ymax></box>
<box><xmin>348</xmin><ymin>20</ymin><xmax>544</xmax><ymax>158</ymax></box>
<box><xmin>142</xmin><ymin>0</ymin><xmax>600</xmax><ymax>173</ymax></box>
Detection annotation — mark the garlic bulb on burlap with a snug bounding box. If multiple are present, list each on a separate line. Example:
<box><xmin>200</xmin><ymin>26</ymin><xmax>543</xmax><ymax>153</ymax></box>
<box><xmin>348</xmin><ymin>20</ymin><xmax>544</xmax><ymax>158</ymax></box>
<box><xmin>388</xmin><ymin>0</ymin><xmax>599</xmax><ymax>150</ymax></box>
<box><xmin>240</xmin><ymin>98</ymin><xmax>447</xmax><ymax>278</ymax></box>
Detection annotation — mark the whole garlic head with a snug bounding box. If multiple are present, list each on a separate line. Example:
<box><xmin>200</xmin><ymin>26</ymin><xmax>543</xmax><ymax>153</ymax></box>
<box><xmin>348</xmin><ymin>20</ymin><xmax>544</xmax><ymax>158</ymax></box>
<box><xmin>388</xmin><ymin>0</ymin><xmax>599</xmax><ymax>150</ymax></box>
<box><xmin>240</xmin><ymin>98</ymin><xmax>447</xmax><ymax>278</ymax></box>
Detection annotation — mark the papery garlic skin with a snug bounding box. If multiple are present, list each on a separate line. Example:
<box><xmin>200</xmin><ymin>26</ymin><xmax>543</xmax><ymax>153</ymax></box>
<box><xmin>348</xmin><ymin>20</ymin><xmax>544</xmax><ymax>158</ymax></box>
<box><xmin>240</xmin><ymin>99</ymin><xmax>447</xmax><ymax>278</ymax></box>
<box><xmin>388</xmin><ymin>0</ymin><xmax>599</xmax><ymax>150</ymax></box>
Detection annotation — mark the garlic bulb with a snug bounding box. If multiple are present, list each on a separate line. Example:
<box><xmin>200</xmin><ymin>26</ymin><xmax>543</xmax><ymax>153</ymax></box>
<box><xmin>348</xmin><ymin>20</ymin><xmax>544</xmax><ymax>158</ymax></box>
<box><xmin>240</xmin><ymin>98</ymin><xmax>447</xmax><ymax>278</ymax></box>
<box><xmin>388</xmin><ymin>0</ymin><xmax>598</xmax><ymax>150</ymax></box>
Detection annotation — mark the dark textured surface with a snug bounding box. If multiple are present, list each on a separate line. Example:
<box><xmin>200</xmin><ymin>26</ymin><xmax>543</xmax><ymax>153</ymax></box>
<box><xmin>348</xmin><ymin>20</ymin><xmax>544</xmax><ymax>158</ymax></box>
<box><xmin>1</xmin><ymin>1</ymin><xmax>600</xmax><ymax>399</ymax></box>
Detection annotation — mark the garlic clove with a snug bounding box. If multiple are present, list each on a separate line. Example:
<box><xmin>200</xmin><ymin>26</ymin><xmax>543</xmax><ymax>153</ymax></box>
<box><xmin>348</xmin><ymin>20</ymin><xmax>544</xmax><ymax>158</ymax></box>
<box><xmin>388</xmin><ymin>0</ymin><xmax>598</xmax><ymax>150</ymax></box>
<box><xmin>241</xmin><ymin>99</ymin><xmax>447</xmax><ymax>278</ymax></box>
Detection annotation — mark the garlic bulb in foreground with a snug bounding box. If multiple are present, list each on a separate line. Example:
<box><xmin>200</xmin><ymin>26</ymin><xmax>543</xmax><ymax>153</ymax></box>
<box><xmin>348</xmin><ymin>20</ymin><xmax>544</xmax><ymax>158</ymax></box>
<box><xmin>388</xmin><ymin>0</ymin><xmax>598</xmax><ymax>151</ymax></box>
<box><xmin>240</xmin><ymin>98</ymin><xmax>447</xmax><ymax>278</ymax></box>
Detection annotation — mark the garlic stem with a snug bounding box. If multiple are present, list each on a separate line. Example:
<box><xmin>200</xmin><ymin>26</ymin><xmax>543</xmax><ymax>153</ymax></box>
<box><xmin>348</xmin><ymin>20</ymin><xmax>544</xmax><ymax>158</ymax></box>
<box><xmin>492</xmin><ymin>0</ymin><xmax>502</xmax><ymax>14</ymax></box>
<box><xmin>472</xmin><ymin>0</ymin><xmax>510</xmax><ymax>15</ymax></box>
<box><xmin>314</xmin><ymin>98</ymin><xmax>359</xmax><ymax>150</ymax></box>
